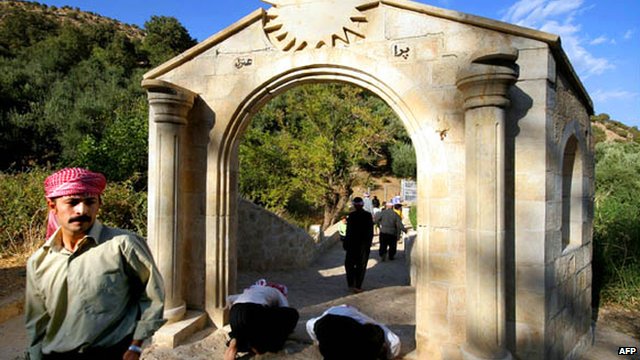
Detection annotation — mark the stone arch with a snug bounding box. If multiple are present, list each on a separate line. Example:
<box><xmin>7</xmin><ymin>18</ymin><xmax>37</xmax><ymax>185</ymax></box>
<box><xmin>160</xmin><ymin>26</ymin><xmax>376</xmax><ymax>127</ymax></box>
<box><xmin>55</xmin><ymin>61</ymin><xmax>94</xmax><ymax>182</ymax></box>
<box><xmin>226</xmin><ymin>65</ymin><xmax>424</xmax><ymax>148</ymax></box>
<box><xmin>142</xmin><ymin>1</ymin><xmax>595</xmax><ymax>358</ymax></box>
<box><xmin>559</xmin><ymin>120</ymin><xmax>589</xmax><ymax>253</ymax></box>
<box><xmin>207</xmin><ymin>63</ymin><xmax>435</xmax><ymax>323</ymax></box>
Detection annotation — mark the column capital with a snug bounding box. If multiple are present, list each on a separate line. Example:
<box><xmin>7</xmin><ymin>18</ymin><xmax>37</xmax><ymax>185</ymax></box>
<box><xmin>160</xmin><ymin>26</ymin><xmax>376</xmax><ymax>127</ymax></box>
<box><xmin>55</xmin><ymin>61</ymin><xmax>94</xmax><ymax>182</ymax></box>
<box><xmin>456</xmin><ymin>48</ymin><xmax>519</xmax><ymax>110</ymax></box>
<box><xmin>143</xmin><ymin>79</ymin><xmax>196</xmax><ymax>125</ymax></box>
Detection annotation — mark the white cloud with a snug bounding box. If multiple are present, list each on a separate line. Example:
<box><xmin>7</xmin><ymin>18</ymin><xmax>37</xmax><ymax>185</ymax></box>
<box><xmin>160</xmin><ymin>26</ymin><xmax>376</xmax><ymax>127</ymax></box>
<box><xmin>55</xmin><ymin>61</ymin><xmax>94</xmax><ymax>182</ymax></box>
<box><xmin>503</xmin><ymin>0</ymin><xmax>583</xmax><ymax>27</ymax></box>
<box><xmin>592</xmin><ymin>89</ymin><xmax>639</xmax><ymax>102</ymax></box>
<box><xmin>501</xmin><ymin>0</ymin><xmax>613</xmax><ymax>78</ymax></box>
<box><xmin>624</xmin><ymin>29</ymin><xmax>635</xmax><ymax>40</ymax></box>
<box><xmin>590</xmin><ymin>36</ymin><xmax>608</xmax><ymax>45</ymax></box>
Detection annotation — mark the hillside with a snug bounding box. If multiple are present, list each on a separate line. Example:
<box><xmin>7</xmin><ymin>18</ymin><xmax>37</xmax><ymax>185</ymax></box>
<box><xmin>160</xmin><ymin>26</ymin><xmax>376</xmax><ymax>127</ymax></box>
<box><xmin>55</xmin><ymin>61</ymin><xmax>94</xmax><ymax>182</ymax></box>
<box><xmin>0</xmin><ymin>0</ymin><xmax>196</xmax><ymax>173</ymax></box>
<box><xmin>0</xmin><ymin>1</ymin><xmax>144</xmax><ymax>40</ymax></box>
<box><xmin>591</xmin><ymin>114</ymin><xmax>640</xmax><ymax>144</ymax></box>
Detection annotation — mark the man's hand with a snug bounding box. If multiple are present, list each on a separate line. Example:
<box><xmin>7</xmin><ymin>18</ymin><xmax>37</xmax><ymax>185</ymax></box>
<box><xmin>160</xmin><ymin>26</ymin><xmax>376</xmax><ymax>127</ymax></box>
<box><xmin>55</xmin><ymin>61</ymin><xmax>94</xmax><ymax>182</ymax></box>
<box><xmin>224</xmin><ymin>338</ymin><xmax>238</xmax><ymax>360</ymax></box>
<box><xmin>123</xmin><ymin>349</ymin><xmax>141</xmax><ymax>360</ymax></box>
<box><xmin>123</xmin><ymin>339</ymin><xmax>143</xmax><ymax>360</ymax></box>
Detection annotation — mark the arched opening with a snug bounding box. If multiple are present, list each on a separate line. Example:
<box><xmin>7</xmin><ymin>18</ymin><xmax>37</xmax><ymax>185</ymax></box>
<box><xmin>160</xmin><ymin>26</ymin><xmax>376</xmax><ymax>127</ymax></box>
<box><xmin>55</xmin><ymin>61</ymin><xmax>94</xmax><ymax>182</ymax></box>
<box><xmin>232</xmin><ymin>80</ymin><xmax>419</xmax><ymax>355</ymax></box>
<box><xmin>561</xmin><ymin>135</ymin><xmax>584</xmax><ymax>252</ymax></box>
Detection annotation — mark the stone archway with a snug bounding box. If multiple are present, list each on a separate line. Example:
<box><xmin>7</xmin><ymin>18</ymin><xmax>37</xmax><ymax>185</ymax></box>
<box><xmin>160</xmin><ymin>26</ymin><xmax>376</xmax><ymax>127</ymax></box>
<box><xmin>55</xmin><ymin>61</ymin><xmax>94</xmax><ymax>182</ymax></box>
<box><xmin>142</xmin><ymin>1</ymin><xmax>594</xmax><ymax>358</ymax></box>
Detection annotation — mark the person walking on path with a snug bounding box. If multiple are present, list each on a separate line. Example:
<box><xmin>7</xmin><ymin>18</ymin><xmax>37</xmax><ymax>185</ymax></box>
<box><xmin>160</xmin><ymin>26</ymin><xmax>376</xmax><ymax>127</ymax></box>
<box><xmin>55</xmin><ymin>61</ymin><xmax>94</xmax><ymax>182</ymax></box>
<box><xmin>25</xmin><ymin>168</ymin><xmax>165</xmax><ymax>360</ymax></box>
<box><xmin>363</xmin><ymin>193</ymin><xmax>374</xmax><ymax>214</ymax></box>
<box><xmin>343</xmin><ymin>197</ymin><xmax>374</xmax><ymax>293</ymax></box>
<box><xmin>393</xmin><ymin>203</ymin><xmax>403</xmax><ymax>220</ymax></box>
<box><xmin>374</xmin><ymin>203</ymin><xmax>406</xmax><ymax>261</ymax></box>
<box><xmin>371</xmin><ymin>195</ymin><xmax>380</xmax><ymax>210</ymax></box>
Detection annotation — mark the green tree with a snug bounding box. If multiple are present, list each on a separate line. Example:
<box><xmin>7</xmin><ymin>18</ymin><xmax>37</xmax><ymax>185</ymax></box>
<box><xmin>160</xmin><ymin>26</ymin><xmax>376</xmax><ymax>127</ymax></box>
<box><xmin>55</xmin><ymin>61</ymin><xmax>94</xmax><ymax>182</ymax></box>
<box><xmin>0</xmin><ymin>7</ymin><xmax>58</xmax><ymax>56</ymax></box>
<box><xmin>74</xmin><ymin>95</ymin><xmax>149</xmax><ymax>184</ymax></box>
<box><xmin>142</xmin><ymin>16</ymin><xmax>197</xmax><ymax>66</ymax></box>
<box><xmin>591</xmin><ymin>113</ymin><xmax>611</xmax><ymax>124</ymax></box>
<box><xmin>240</xmin><ymin>83</ymin><xmax>400</xmax><ymax>229</ymax></box>
<box><xmin>390</xmin><ymin>142</ymin><xmax>417</xmax><ymax>179</ymax></box>
<box><xmin>0</xmin><ymin>4</ymin><xmax>197</xmax><ymax>177</ymax></box>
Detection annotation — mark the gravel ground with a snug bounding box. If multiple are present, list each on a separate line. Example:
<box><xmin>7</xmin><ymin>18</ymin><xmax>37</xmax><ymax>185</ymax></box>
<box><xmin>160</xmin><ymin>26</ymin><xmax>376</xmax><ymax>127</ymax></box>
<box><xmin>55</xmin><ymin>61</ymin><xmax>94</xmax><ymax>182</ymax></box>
<box><xmin>1</xmin><ymin>236</ymin><xmax>638</xmax><ymax>359</ymax></box>
<box><xmin>143</xmin><ymin>235</ymin><xmax>416</xmax><ymax>359</ymax></box>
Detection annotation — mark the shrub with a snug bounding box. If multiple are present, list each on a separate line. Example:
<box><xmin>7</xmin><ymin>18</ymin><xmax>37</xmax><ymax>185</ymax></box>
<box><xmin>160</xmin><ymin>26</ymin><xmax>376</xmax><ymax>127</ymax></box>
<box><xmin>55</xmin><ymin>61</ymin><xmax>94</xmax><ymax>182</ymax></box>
<box><xmin>409</xmin><ymin>205</ymin><xmax>417</xmax><ymax>230</ymax></box>
<box><xmin>593</xmin><ymin>142</ymin><xmax>640</xmax><ymax>307</ymax></box>
<box><xmin>614</xmin><ymin>128</ymin><xmax>629</xmax><ymax>138</ymax></box>
<box><xmin>390</xmin><ymin>142</ymin><xmax>417</xmax><ymax>180</ymax></box>
<box><xmin>100</xmin><ymin>173</ymin><xmax>148</xmax><ymax>237</ymax></box>
<box><xmin>592</xmin><ymin>125</ymin><xmax>607</xmax><ymax>144</ymax></box>
<box><xmin>0</xmin><ymin>168</ymin><xmax>49</xmax><ymax>257</ymax></box>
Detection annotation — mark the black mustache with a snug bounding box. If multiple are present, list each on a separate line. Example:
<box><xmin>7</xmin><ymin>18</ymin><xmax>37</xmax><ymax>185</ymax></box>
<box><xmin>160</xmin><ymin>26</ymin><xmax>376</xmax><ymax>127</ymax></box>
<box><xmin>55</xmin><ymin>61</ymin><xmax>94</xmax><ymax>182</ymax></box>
<box><xmin>69</xmin><ymin>215</ymin><xmax>91</xmax><ymax>223</ymax></box>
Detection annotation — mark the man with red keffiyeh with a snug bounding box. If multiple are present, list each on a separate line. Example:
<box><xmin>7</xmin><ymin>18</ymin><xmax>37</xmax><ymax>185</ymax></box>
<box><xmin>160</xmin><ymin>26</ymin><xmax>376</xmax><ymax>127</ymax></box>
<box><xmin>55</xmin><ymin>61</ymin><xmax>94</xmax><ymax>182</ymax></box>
<box><xmin>25</xmin><ymin>168</ymin><xmax>166</xmax><ymax>360</ymax></box>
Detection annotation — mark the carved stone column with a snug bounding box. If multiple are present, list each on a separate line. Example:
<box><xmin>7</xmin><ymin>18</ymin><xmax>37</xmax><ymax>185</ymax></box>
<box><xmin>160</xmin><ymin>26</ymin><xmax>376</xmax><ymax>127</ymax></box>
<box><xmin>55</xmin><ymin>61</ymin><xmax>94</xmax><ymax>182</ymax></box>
<box><xmin>143</xmin><ymin>79</ymin><xmax>196</xmax><ymax>323</ymax></box>
<box><xmin>456</xmin><ymin>49</ymin><xmax>518</xmax><ymax>360</ymax></box>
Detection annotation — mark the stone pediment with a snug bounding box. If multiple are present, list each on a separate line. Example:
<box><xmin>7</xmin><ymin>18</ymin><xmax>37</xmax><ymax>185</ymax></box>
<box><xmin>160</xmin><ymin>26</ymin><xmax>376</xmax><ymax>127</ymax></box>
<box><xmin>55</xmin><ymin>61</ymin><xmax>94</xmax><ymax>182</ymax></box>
<box><xmin>145</xmin><ymin>0</ymin><xmax>557</xmax><ymax>78</ymax></box>
<box><xmin>143</xmin><ymin>0</ymin><xmax>590</xmax><ymax>110</ymax></box>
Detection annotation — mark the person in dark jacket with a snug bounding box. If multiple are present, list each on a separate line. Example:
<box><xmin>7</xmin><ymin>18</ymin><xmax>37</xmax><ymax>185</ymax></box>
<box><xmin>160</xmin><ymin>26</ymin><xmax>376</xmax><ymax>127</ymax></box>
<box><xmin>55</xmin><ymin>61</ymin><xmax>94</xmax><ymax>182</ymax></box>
<box><xmin>374</xmin><ymin>203</ymin><xmax>406</xmax><ymax>261</ymax></box>
<box><xmin>343</xmin><ymin>197</ymin><xmax>374</xmax><ymax>293</ymax></box>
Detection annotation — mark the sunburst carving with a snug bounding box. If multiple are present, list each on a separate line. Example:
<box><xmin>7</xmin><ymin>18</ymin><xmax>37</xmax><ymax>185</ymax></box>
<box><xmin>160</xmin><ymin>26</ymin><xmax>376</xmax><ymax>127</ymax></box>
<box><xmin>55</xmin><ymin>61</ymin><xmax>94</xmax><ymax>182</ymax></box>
<box><xmin>262</xmin><ymin>0</ymin><xmax>368</xmax><ymax>51</ymax></box>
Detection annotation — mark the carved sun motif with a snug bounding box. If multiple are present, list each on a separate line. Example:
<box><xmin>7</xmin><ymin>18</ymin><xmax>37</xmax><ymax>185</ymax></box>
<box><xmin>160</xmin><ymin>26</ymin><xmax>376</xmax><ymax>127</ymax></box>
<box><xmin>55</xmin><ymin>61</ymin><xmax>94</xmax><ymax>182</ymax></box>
<box><xmin>262</xmin><ymin>0</ymin><xmax>368</xmax><ymax>51</ymax></box>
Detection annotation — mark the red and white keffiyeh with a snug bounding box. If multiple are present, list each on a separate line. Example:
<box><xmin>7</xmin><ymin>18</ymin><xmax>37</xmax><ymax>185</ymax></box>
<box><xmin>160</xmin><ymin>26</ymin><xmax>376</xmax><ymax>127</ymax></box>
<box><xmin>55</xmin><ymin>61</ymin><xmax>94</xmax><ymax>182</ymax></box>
<box><xmin>254</xmin><ymin>278</ymin><xmax>288</xmax><ymax>297</ymax></box>
<box><xmin>44</xmin><ymin>168</ymin><xmax>106</xmax><ymax>238</ymax></box>
<box><xmin>44</xmin><ymin>167</ymin><xmax>106</xmax><ymax>199</ymax></box>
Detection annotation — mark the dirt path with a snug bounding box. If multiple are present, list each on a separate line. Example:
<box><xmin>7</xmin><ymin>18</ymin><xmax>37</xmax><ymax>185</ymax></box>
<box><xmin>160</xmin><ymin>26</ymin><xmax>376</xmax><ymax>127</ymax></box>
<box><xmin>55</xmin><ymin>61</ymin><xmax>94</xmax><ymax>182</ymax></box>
<box><xmin>237</xmin><ymin>234</ymin><xmax>411</xmax><ymax>309</ymax></box>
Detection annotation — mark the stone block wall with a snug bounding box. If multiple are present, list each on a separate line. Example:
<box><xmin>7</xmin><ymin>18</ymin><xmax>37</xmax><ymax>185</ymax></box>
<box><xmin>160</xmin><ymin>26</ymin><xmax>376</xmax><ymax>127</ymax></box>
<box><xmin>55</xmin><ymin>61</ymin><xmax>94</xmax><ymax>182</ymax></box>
<box><xmin>544</xmin><ymin>72</ymin><xmax>594</xmax><ymax>359</ymax></box>
<box><xmin>236</xmin><ymin>198</ymin><xmax>339</xmax><ymax>271</ymax></box>
<box><xmin>509</xmin><ymin>45</ymin><xmax>554</xmax><ymax>359</ymax></box>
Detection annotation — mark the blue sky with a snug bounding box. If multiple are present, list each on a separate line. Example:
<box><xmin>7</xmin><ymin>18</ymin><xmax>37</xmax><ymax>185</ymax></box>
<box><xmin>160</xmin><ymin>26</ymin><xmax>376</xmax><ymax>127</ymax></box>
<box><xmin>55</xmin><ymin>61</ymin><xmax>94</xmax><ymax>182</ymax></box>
<box><xmin>37</xmin><ymin>0</ymin><xmax>639</xmax><ymax>127</ymax></box>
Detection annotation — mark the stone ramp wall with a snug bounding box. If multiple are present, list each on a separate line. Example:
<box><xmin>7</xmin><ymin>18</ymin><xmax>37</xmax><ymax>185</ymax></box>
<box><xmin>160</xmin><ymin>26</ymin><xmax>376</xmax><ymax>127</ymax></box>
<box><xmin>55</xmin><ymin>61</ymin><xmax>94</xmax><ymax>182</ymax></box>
<box><xmin>237</xmin><ymin>198</ymin><xmax>339</xmax><ymax>271</ymax></box>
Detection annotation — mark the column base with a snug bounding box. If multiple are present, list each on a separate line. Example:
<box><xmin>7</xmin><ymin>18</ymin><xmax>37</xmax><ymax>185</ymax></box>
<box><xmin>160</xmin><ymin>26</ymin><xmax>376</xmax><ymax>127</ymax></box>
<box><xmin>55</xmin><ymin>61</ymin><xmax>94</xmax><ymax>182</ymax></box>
<box><xmin>461</xmin><ymin>345</ymin><xmax>513</xmax><ymax>360</ymax></box>
<box><xmin>164</xmin><ymin>301</ymin><xmax>187</xmax><ymax>323</ymax></box>
<box><xmin>153</xmin><ymin>310</ymin><xmax>208</xmax><ymax>348</ymax></box>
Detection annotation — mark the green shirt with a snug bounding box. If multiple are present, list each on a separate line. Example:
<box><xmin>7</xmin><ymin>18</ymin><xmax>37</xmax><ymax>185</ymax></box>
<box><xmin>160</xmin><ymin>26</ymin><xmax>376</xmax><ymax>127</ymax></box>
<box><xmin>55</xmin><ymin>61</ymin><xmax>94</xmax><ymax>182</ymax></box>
<box><xmin>25</xmin><ymin>221</ymin><xmax>166</xmax><ymax>359</ymax></box>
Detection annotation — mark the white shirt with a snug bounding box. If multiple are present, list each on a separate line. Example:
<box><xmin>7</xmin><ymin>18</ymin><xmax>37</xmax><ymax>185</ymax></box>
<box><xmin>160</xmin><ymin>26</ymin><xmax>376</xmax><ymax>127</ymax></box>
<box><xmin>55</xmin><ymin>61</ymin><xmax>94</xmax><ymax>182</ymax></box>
<box><xmin>306</xmin><ymin>305</ymin><xmax>401</xmax><ymax>359</ymax></box>
<box><xmin>227</xmin><ymin>285</ymin><xmax>289</xmax><ymax>308</ymax></box>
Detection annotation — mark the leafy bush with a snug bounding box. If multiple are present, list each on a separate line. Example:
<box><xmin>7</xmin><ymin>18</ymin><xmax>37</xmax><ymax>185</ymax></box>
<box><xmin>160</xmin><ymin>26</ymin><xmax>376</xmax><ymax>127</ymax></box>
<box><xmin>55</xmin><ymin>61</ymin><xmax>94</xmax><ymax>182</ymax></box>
<box><xmin>409</xmin><ymin>205</ymin><xmax>417</xmax><ymax>230</ymax></box>
<box><xmin>0</xmin><ymin>168</ymin><xmax>49</xmax><ymax>256</ymax></box>
<box><xmin>390</xmin><ymin>142</ymin><xmax>416</xmax><ymax>179</ymax></box>
<box><xmin>614</xmin><ymin>128</ymin><xmax>629</xmax><ymax>138</ymax></box>
<box><xmin>0</xmin><ymin>5</ymin><xmax>195</xmax><ymax>177</ymax></box>
<box><xmin>592</xmin><ymin>125</ymin><xmax>607</xmax><ymax>144</ymax></box>
<box><xmin>593</xmin><ymin>141</ymin><xmax>640</xmax><ymax>307</ymax></box>
<box><xmin>100</xmin><ymin>173</ymin><xmax>148</xmax><ymax>237</ymax></box>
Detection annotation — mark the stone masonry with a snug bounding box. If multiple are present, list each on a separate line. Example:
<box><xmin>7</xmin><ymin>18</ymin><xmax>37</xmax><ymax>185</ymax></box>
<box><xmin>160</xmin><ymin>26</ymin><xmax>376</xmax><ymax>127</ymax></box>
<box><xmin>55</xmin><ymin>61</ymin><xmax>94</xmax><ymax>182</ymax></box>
<box><xmin>236</xmin><ymin>198</ymin><xmax>339</xmax><ymax>271</ymax></box>
<box><xmin>142</xmin><ymin>1</ymin><xmax>594</xmax><ymax>359</ymax></box>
